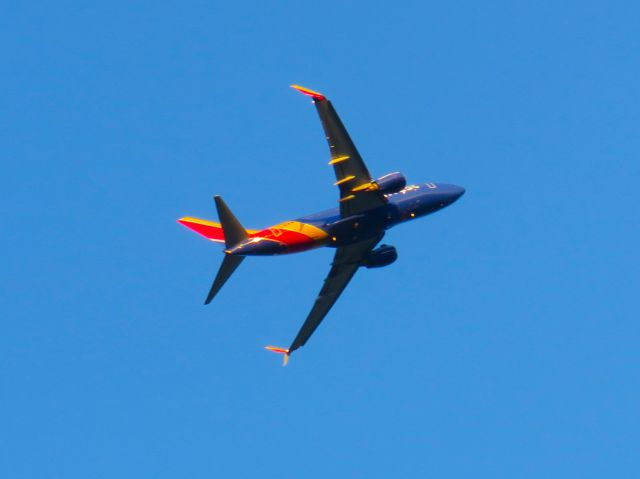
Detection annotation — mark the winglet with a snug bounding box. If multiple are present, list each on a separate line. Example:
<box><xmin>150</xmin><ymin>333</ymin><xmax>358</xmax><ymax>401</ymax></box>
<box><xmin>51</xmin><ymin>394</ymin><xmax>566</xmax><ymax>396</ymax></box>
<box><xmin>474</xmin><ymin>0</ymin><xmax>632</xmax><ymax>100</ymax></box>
<box><xmin>265</xmin><ymin>346</ymin><xmax>291</xmax><ymax>366</ymax></box>
<box><xmin>291</xmin><ymin>84</ymin><xmax>326</xmax><ymax>101</ymax></box>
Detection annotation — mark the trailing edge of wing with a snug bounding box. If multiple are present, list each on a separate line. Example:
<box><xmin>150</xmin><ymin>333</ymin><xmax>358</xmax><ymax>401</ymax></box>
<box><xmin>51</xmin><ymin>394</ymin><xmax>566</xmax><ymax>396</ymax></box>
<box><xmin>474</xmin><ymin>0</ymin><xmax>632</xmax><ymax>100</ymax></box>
<box><xmin>286</xmin><ymin>234</ymin><xmax>384</xmax><ymax>354</ymax></box>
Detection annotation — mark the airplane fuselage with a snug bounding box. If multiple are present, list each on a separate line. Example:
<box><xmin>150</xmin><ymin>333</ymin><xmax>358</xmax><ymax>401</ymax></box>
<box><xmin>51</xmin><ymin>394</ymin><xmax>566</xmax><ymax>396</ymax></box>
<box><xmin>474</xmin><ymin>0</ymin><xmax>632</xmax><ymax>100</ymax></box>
<box><xmin>227</xmin><ymin>182</ymin><xmax>465</xmax><ymax>256</ymax></box>
<box><xmin>179</xmin><ymin>84</ymin><xmax>467</xmax><ymax>360</ymax></box>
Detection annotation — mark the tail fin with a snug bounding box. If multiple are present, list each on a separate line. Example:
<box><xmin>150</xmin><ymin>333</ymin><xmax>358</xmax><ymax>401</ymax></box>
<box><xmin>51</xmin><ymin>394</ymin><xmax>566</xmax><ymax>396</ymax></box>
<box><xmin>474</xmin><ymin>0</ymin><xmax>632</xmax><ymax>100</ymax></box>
<box><xmin>177</xmin><ymin>216</ymin><xmax>259</xmax><ymax>243</ymax></box>
<box><xmin>204</xmin><ymin>196</ymin><xmax>249</xmax><ymax>304</ymax></box>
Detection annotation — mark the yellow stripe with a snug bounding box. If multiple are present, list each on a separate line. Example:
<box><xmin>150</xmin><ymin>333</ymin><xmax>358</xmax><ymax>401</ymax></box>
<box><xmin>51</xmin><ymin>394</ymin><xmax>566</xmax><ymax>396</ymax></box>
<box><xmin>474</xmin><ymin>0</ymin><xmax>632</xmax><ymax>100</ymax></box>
<box><xmin>328</xmin><ymin>155</ymin><xmax>350</xmax><ymax>165</ymax></box>
<box><xmin>270</xmin><ymin>221</ymin><xmax>329</xmax><ymax>241</ymax></box>
<box><xmin>334</xmin><ymin>175</ymin><xmax>356</xmax><ymax>186</ymax></box>
<box><xmin>179</xmin><ymin>216</ymin><xmax>221</xmax><ymax>227</ymax></box>
<box><xmin>339</xmin><ymin>194</ymin><xmax>356</xmax><ymax>202</ymax></box>
<box><xmin>351</xmin><ymin>182</ymin><xmax>380</xmax><ymax>193</ymax></box>
<box><xmin>291</xmin><ymin>84</ymin><xmax>325</xmax><ymax>98</ymax></box>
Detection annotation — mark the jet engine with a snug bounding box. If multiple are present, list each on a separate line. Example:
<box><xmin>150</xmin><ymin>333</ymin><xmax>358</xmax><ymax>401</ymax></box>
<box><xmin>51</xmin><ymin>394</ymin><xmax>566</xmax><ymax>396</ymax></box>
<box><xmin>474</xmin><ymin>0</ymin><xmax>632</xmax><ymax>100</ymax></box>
<box><xmin>376</xmin><ymin>172</ymin><xmax>407</xmax><ymax>194</ymax></box>
<box><xmin>363</xmin><ymin>244</ymin><xmax>398</xmax><ymax>268</ymax></box>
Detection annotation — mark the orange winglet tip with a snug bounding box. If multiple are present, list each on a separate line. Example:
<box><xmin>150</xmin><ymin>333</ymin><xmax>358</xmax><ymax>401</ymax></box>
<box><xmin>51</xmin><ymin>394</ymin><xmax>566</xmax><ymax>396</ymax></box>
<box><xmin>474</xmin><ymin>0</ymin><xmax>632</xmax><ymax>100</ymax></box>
<box><xmin>291</xmin><ymin>84</ymin><xmax>326</xmax><ymax>101</ymax></box>
<box><xmin>265</xmin><ymin>346</ymin><xmax>291</xmax><ymax>366</ymax></box>
<box><xmin>265</xmin><ymin>346</ymin><xmax>289</xmax><ymax>354</ymax></box>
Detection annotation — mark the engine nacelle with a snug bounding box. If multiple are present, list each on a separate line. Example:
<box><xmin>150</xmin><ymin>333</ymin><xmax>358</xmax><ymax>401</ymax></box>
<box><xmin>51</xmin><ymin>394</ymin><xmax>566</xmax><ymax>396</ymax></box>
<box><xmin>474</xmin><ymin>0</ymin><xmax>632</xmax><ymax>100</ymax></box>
<box><xmin>376</xmin><ymin>172</ymin><xmax>407</xmax><ymax>194</ymax></box>
<box><xmin>363</xmin><ymin>245</ymin><xmax>398</xmax><ymax>268</ymax></box>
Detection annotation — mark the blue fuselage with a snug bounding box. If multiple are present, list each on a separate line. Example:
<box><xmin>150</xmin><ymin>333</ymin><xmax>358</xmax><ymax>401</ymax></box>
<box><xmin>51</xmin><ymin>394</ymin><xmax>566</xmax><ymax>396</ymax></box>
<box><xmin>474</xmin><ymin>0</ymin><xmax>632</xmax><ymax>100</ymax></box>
<box><xmin>225</xmin><ymin>182</ymin><xmax>465</xmax><ymax>256</ymax></box>
<box><xmin>298</xmin><ymin>182</ymin><xmax>465</xmax><ymax>248</ymax></box>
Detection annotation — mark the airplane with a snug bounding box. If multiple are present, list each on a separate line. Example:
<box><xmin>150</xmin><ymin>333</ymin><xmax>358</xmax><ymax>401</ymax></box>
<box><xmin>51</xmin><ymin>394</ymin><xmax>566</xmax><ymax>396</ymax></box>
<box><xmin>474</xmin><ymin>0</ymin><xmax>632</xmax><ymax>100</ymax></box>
<box><xmin>178</xmin><ymin>85</ymin><xmax>465</xmax><ymax>364</ymax></box>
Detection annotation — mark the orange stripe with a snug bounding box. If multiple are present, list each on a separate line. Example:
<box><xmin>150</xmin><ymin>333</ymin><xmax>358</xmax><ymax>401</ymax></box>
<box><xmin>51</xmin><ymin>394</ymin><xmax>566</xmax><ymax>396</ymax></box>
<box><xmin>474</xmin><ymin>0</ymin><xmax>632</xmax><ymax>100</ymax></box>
<box><xmin>265</xmin><ymin>346</ymin><xmax>289</xmax><ymax>354</ymax></box>
<box><xmin>270</xmin><ymin>221</ymin><xmax>329</xmax><ymax>241</ymax></box>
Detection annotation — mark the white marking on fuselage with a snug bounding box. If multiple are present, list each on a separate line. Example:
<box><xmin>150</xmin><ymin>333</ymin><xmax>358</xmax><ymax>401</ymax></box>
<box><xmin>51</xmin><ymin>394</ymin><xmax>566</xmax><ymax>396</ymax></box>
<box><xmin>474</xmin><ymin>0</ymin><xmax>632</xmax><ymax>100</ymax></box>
<box><xmin>384</xmin><ymin>185</ymin><xmax>421</xmax><ymax>198</ymax></box>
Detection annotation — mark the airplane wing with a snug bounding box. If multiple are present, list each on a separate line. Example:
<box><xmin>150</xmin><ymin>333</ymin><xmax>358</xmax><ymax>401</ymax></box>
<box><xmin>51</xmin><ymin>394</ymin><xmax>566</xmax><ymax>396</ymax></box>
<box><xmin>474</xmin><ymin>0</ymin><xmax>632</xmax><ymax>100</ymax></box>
<box><xmin>287</xmin><ymin>233</ymin><xmax>384</xmax><ymax>355</ymax></box>
<box><xmin>292</xmin><ymin>85</ymin><xmax>387</xmax><ymax>217</ymax></box>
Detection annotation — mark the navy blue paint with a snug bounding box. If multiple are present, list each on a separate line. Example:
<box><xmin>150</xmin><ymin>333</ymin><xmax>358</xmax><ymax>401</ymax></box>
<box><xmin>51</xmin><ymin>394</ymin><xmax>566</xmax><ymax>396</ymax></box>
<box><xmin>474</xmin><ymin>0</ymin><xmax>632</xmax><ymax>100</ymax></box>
<box><xmin>237</xmin><ymin>181</ymin><xmax>464</xmax><ymax>255</ymax></box>
<box><xmin>363</xmin><ymin>245</ymin><xmax>398</xmax><ymax>268</ymax></box>
<box><xmin>308</xmin><ymin>182</ymin><xmax>464</xmax><ymax>246</ymax></box>
<box><xmin>375</xmin><ymin>172</ymin><xmax>407</xmax><ymax>194</ymax></box>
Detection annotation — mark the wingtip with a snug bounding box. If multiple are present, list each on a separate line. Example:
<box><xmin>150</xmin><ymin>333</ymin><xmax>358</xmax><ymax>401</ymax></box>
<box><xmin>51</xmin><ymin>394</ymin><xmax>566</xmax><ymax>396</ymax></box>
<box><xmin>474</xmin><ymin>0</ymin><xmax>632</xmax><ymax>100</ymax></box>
<box><xmin>265</xmin><ymin>346</ymin><xmax>291</xmax><ymax>366</ymax></box>
<box><xmin>290</xmin><ymin>84</ymin><xmax>326</xmax><ymax>101</ymax></box>
<box><xmin>204</xmin><ymin>290</ymin><xmax>215</xmax><ymax>305</ymax></box>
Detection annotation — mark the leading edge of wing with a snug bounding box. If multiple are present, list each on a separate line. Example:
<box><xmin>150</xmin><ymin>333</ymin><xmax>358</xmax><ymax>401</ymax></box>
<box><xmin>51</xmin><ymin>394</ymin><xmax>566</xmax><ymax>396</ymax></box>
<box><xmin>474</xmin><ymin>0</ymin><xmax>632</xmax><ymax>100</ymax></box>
<box><xmin>290</xmin><ymin>84</ymin><xmax>386</xmax><ymax>217</ymax></box>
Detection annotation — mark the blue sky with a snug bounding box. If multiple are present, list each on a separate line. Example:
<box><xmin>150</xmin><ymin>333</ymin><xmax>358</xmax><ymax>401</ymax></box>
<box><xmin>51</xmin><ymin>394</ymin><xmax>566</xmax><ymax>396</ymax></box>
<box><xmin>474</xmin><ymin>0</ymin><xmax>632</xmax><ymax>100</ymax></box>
<box><xmin>2</xmin><ymin>1</ymin><xmax>639</xmax><ymax>477</ymax></box>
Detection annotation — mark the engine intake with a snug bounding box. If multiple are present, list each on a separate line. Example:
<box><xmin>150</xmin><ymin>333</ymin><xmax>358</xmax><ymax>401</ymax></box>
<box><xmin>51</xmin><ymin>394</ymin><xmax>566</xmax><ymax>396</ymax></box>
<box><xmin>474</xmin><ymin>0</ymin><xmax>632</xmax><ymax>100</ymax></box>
<box><xmin>376</xmin><ymin>172</ymin><xmax>407</xmax><ymax>194</ymax></box>
<box><xmin>363</xmin><ymin>245</ymin><xmax>398</xmax><ymax>268</ymax></box>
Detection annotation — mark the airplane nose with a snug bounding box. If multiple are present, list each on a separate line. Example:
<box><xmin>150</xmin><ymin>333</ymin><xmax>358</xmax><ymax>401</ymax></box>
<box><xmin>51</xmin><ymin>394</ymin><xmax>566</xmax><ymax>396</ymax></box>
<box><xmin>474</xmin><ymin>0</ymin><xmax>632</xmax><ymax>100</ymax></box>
<box><xmin>451</xmin><ymin>185</ymin><xmax>465</xmax><ymax>200</ymax></box>
<box><xmin>442</xmin><ymin>184</ymin><xmax>465</xmax><ymax>204</ymax></box>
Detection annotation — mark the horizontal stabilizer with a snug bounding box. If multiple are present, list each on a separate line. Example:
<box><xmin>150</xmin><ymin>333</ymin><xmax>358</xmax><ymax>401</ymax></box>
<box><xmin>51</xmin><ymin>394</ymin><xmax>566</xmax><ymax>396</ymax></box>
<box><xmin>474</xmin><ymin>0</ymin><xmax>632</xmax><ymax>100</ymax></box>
<box><xmin>205</xmin><ymin>254</ymin><xmax>245</xmax><ymax>304</ymax></box>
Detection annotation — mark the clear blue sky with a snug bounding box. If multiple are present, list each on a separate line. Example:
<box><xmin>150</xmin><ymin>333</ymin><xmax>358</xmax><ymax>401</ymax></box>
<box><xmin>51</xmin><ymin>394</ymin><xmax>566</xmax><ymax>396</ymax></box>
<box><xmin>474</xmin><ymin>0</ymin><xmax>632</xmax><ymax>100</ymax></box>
<box><xmin>2</xmin><ymin>1</ymin><xmax>639</xmax><ymax>477</ymax></box>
